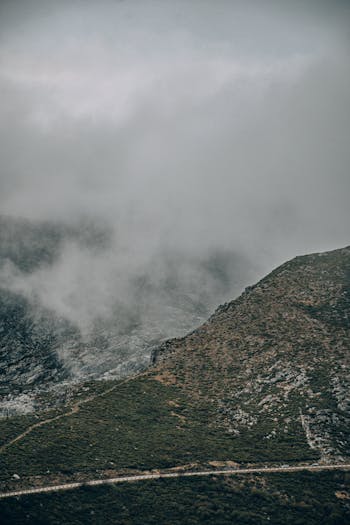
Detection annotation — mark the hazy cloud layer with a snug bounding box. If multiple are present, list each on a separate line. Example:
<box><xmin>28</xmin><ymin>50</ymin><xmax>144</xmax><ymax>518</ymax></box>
<box><xmin>0</xmin><ymin>1</ymin><xmax>349</xmax><ymax>340</ymax></box>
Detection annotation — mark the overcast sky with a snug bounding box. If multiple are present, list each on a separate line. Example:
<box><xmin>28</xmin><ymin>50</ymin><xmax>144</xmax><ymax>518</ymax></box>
<box><xmin>0</xmin><ymin>0</ymin><xmax>349</xmax><ymax>290</ymax></box>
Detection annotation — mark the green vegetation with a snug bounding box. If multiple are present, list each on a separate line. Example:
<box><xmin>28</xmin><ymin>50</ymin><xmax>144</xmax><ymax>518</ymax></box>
<box><xmin>0</xmin><ymin>376</ymin><xmax>317</xmax><ymax>483</ymax></box>
<box><xmin>0</xmin><ymin>414</ymin><xmax>40</xmax><ymax>448</ymax></box>
<box><xmin>1</xmin><ymin>471</ymin><xmax>349</xmax><ymax>524</ymax></box>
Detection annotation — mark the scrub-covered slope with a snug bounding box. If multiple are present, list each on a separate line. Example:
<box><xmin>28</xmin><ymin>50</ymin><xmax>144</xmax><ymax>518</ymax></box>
<box><xmin>152</xmin><ymin>246</ymin><xmax>350</xmax><ymax>461</ymax></box>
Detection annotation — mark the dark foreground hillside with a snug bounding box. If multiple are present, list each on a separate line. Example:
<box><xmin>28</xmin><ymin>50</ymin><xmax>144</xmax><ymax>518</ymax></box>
<box><xmin>1</xmin><ymin>471</ymin><xmax>349</xmax><ymax>525</ymax></box>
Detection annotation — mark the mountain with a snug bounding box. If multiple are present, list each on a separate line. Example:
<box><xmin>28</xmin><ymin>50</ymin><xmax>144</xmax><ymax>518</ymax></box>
<box><xmin>0</xmin><ymin>245</ymin><xmax>349</xmax><ymax>524</ymax></box>
<box><xmin>152</xmin><ymin>246</ymin><xmax>350</xmax><ymax>461</ymax></box>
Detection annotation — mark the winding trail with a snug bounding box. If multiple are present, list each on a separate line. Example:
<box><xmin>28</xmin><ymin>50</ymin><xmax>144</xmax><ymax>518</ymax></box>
<box><xmin>1</xmin><ymin>463</ymin><xmax>350</xmax><ymax>500</ymax></box>
<box><xmin>0</xmin><ymin>375</ymin><xmax>136</xmax><ymax>454</ymax></box>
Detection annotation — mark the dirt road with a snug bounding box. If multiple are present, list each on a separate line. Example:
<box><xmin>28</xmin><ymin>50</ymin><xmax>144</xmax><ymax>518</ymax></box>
<box><xmin>1</xmin><ymin>463</ymin><xmax>349</xmax><ymax>500</ymax></box>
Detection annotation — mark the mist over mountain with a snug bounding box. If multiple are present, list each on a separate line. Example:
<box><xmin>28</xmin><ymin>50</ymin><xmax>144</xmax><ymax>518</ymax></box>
<box><xmin>0</xmin><ymin>1</ymin><xmax>349</xmax><ymax>412</ymax></box>
<box><xmin>0</xmin><ymin>214</ymin><xmax>257</xmax><ymax>414</ymax></box>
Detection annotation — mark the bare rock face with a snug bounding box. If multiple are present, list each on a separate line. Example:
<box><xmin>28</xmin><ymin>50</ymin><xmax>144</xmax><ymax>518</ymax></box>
<box><xmin>152</xmin><ymin>246</ymin><xmax>350</xmax><ymax>461</ymax></box>
<box><xmin>0</xmin><ymin>288</ymin><xmax>71</xmax><ymax>397</ymax></box>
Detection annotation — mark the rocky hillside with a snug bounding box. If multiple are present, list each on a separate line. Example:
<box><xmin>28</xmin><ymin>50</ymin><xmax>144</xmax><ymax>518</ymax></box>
<box><xmin>152</xmin><ymin>246</ymin><xmax>350</xmax><ymax>461</ymax></box>
<box><xmin>0</xmin><ymin>216</ymin><xmax>116</xmax><ymax>406</ymax></box>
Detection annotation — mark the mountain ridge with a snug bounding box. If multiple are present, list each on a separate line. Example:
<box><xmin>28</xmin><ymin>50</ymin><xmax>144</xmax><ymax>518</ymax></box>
<box><xmin>151</xmin><ymin>245</ymin><xmax>350</xmax><ymax>461</ymax></box>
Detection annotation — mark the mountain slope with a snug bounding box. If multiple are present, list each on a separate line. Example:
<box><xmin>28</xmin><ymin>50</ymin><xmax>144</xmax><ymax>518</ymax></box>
<box><xmin>0</xmin><ymin>245</ymin><xmax>349</xmax><ymax>495</ymax></box>
<box><xmin>152</xmin><ymin>246</ymin><xmax>350</xmax><ymax>461</ymax></box>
